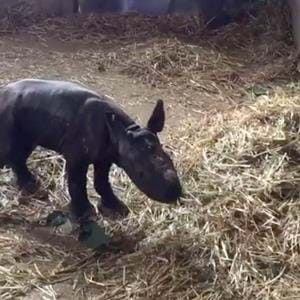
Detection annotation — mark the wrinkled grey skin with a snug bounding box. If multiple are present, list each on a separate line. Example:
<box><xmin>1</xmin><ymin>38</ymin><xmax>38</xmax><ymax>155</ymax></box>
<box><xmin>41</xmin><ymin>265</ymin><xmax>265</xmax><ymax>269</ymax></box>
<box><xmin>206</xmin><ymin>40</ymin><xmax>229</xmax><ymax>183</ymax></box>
<box><xmin>0</xmin><ymin>79</ymin><xmax>182</xmax><ymax>222</ymax></box>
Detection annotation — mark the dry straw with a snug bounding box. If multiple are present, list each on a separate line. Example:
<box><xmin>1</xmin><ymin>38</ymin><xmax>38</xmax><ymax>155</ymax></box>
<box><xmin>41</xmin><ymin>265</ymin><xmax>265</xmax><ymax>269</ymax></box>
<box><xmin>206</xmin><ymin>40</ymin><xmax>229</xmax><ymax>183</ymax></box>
<box><xmin>0</xmin><ymin>1</ymin><xmax>300</xmax><ymax>299</ymax></box>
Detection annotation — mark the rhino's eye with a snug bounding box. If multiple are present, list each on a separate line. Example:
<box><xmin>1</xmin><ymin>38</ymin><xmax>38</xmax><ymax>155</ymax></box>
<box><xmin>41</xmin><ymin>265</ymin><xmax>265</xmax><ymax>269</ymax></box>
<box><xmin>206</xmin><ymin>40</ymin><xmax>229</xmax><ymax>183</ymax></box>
<box><xmin>141</xmin><ymin>143</ymin><xmax>154</xmax><ymax>152</ymax></box>
<box><xmin>147</xmin><ymin>144</ymin><xmax>153</xmax><ymax>150</ymax></box>
<box><xmin>142</xmin><ymin>138</ymin><xmax>155</xmax><ymax>151</ymax></box>
<box><xmin>154</xmin><ymin>154</ymin><xmax>165</xmax><ymax>166</ymax></box>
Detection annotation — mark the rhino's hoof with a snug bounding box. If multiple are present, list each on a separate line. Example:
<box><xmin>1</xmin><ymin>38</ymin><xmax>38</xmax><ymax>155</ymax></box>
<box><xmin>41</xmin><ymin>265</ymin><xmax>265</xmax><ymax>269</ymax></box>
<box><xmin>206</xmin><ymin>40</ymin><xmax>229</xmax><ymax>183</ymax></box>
<box><xmin>98</xmin><ymin>198</ymin><xmax>130</xmax><ymax>219</ymax></box>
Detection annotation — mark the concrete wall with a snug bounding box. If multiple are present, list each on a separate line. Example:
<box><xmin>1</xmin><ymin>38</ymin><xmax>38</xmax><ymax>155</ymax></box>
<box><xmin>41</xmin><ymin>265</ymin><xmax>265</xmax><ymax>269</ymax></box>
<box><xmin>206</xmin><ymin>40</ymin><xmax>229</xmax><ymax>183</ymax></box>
<box><xmin>168</xmin><ymin>0</ymin><xmax>199</xmax><ymax>15</ymax></box>
<box><xmin>78</xmin><ymin>0</ymin><xmax>200</xmax><ymax>15</ymax></box>
<box><xmin>289</xmin><ymin>0</ymin><xmax>300</xmax><ymax>51</ymax></box>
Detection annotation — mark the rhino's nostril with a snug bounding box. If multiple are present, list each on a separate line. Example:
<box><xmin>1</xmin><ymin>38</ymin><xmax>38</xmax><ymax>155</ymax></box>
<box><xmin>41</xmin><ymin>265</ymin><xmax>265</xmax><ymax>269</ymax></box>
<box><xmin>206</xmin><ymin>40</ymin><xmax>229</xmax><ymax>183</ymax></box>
<box><xmin>165</xmin><ymin>183</ymin><xmax>182</xmax><ymax>201</ymax></box>
<box><xmin>163</xmin><ymin>170</ymin><xmax>181</xmax><ymax>201</ymax></box>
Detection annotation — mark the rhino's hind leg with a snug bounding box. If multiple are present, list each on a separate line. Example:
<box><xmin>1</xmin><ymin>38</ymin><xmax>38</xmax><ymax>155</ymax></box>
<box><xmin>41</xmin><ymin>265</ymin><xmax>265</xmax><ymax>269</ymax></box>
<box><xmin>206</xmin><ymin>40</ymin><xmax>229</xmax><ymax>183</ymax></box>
<box><xmin>7</xmin><ymin>141</ymin><xmax>38</xmax><ymax>194</ymax></box>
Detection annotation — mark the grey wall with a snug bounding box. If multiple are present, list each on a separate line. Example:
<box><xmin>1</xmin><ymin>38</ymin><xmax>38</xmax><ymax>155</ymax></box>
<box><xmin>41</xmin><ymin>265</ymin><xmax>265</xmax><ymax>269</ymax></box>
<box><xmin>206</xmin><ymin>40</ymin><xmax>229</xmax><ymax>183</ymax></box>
<box><xmin>78</xmin><ymin>0</ymin><xmax>200</xmax><ymax>15</ymax></box>
<box><xmin>289</xmin><ymin>0</ymin><xmax>300</xmax><ymax>50</ymax></box>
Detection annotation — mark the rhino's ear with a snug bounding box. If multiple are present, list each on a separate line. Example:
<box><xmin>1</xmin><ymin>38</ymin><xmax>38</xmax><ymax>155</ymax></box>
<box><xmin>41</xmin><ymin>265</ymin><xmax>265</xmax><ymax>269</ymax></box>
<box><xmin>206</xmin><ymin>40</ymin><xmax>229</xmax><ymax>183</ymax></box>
<box><xmin>105</xmin><ymin>112</ymin><xmax>127</xmax><ymax>144</ymax></box>
<box><xmin>147</xmin><ymin>99</ymin><xmax>165</xmax><ymax>134</ymax></box>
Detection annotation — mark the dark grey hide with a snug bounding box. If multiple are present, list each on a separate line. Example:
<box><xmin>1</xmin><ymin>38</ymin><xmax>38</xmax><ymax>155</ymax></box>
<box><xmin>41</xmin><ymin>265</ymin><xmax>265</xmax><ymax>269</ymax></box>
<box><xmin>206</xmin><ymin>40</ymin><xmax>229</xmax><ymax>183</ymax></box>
<box><xmin>0</xmin><ymin>79</ymin><xmax>182</xmax><ymax>222</ymax></box>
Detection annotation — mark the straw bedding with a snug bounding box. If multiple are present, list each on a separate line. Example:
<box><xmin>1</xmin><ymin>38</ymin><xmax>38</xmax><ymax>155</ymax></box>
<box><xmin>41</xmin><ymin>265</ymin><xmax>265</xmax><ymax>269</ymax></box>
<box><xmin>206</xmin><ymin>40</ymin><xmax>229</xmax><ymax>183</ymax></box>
<box><xmin>0</xmin><ymin>1</ymin><xmax>299</xmax><ymax>299</ymax></box>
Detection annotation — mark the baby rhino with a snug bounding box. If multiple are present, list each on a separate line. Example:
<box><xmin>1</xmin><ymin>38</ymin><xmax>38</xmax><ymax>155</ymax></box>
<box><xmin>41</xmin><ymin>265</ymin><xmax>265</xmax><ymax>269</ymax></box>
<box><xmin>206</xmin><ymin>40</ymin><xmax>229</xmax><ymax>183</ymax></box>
<box><xmin>0</xmin><ymin>79</ymin><xmax>182</xmax><ymax>222</ymax></box>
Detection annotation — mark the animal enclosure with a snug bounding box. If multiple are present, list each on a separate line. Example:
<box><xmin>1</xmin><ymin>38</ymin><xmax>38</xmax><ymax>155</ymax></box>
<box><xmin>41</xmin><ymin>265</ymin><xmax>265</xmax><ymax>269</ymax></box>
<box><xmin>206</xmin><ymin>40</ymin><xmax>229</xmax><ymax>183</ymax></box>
<box><xmin>0</xmin><ymin>1</ymin><xmax>299</xmax><ymax>300</ymax></box>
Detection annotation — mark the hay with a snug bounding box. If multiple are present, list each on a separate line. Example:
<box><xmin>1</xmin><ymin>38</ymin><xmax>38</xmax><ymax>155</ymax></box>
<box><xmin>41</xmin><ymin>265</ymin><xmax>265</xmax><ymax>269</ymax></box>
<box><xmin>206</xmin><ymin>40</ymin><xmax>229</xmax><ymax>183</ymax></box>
<box><xmin>0</xmin><ymin>1</ymin><xmax>300</xmax><ymax>299</ymax></box>
<box><xmin>94</xmin><ymin>2</ymin><xmax>297</xmax><ymax>100</ymax></box>
<box><xmin>38</xmin><ymin>2</ymin><xmax>294</xmax><ymax>103</ymax></box>
<box><xmin>0</xmin><ymin>0</ymin><xmax>42</xmax><ymax>31</ymax></box>
<box><xmin>3</xmin><ymin>1</ymin><xmax>297</xmax><ymax>101</ymax></box>
<box><xmin>168</xmin><ymin>90</ymin><xmax>300</xmax><ymax>299</ymax></box>
<box><xmin>1</xmin><ymin>89</ymin><xmax>300</xmax><ymax>300</ymax></box>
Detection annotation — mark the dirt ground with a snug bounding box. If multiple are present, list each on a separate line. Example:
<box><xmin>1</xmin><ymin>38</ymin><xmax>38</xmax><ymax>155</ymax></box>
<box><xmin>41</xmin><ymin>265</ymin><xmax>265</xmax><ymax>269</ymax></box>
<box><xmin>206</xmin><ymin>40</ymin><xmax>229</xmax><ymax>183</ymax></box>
<box><xmin>0</xmin><ymin>27</ymin><xmax>244</xmax><ymax>128</ymax></box>
<box><xmin>0</xmin><ymin>35</ymin><xmax>186</xmax><ymax>125</ymax></box>
<box><xmin>0</xmin><ymin>9</ymin><xmax>298</xmax><ymax>300</ymax></box>
<box><xmin>0</xmin><ymin>27</ymin><xmax>231</xmax><ymax>300</ymax></box>
<box><xmin>0</xmin><ymin>30</ymin><xmax>240</xmax><ymax>299</ymax></box>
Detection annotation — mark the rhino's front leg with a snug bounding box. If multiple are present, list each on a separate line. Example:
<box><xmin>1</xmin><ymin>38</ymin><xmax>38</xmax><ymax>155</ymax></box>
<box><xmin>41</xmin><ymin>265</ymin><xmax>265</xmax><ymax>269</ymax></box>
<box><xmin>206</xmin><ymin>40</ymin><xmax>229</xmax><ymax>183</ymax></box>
<box><xmin>94</xmin><ymin>162</ymin><xmax>130</xmax><ymax>217</ymax></box>
<box><xmin>66</xmin><ymin>160</ymin><xmax>96</xmax><ymax>222</ymax></box>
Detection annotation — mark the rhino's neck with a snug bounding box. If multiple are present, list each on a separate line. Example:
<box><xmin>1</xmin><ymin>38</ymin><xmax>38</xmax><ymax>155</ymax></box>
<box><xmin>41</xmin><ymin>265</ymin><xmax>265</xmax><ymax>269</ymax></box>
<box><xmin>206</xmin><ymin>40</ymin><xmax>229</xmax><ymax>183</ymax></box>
<box><xmin>100</xmin><ymin>98</ymin><xmax>137</xmax><ymax>164</ymax></box>
<box><xmin>101</xmin><ymin>98</ymin><xmax>136</xmax><ymax>128</ymax></box>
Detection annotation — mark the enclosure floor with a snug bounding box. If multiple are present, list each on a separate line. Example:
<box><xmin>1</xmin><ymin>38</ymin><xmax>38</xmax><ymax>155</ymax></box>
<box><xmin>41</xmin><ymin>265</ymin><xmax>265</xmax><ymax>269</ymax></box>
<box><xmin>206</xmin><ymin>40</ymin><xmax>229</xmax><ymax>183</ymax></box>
<box><xmin>0</xmin><ymin>31</ymin><xmax>231</xmax><ymax>300</ymax></box>
<box><xmin>0</xmin><ymin>10</ymin><xmax>297</xmax><ymax>299</ymax></box>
